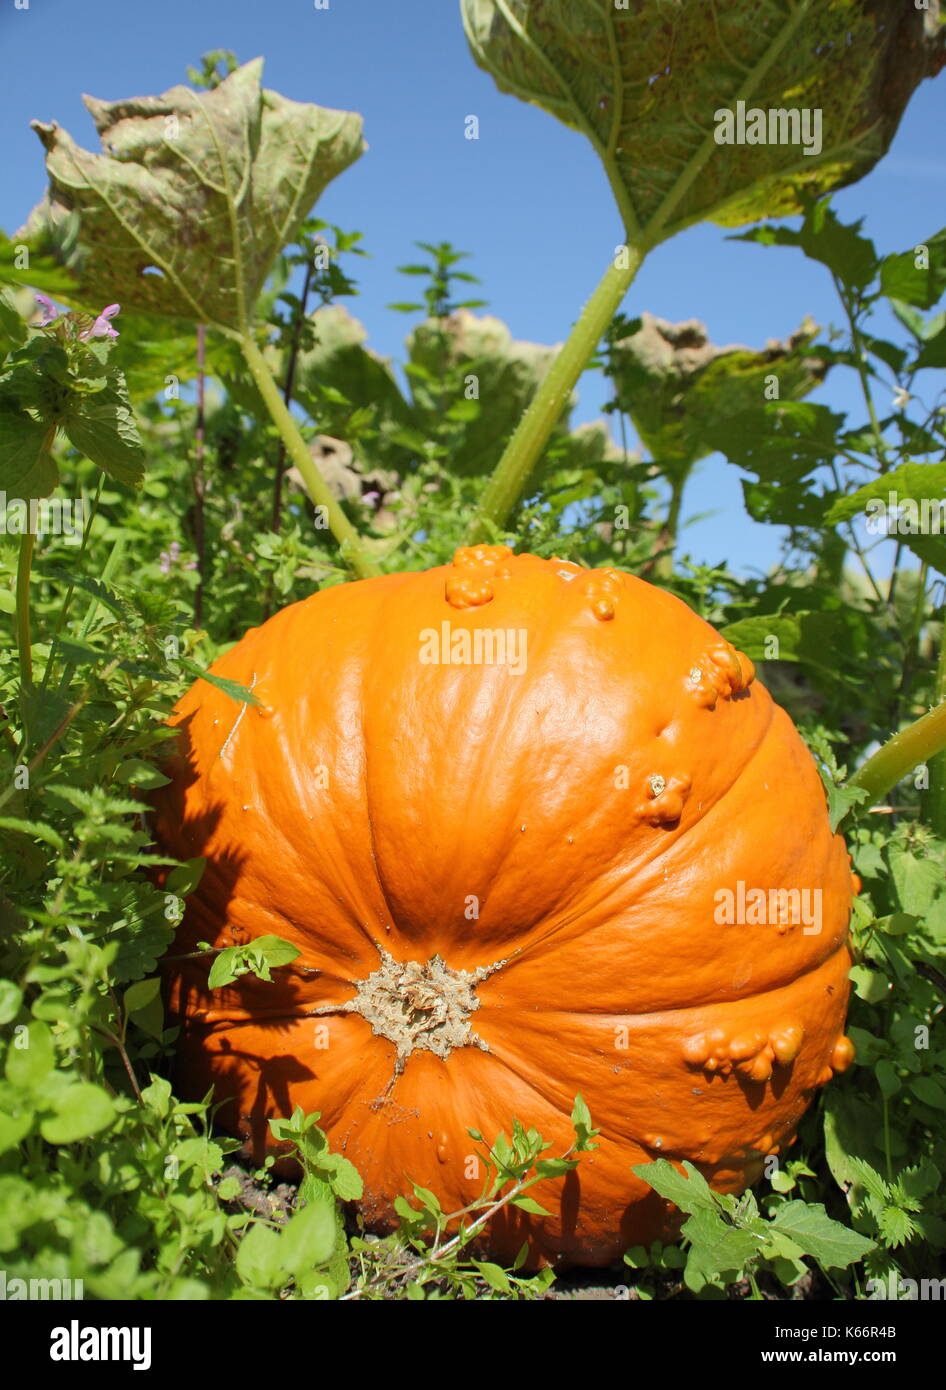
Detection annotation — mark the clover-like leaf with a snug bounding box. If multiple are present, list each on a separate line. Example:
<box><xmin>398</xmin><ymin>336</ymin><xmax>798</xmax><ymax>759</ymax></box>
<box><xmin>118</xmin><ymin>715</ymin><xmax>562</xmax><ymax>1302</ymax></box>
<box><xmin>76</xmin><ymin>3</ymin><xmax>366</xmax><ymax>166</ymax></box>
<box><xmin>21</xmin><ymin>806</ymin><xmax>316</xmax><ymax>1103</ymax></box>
<box><xmin>21</xmin><ymin>59</ymin><xmax>365</xmax><ymax>331</ymax></box>
<box><xmin>461</xmin><ymin>0</ymin><xmax>946</xmax><ymax>243</ymax></box>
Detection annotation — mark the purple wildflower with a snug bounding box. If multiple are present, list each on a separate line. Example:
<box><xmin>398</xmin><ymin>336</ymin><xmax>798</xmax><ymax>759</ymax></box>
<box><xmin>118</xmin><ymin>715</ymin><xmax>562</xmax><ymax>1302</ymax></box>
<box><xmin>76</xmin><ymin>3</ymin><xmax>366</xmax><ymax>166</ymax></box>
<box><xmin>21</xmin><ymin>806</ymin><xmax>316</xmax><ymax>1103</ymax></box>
<box><xmin>79</xmin><ymin>303</ymin><xmax>121</xmax><ymax>341</ymax></box>
<box><xmin>35</xmin><ymin>293</ymin><xmax>59</xmax><ymax>326</ymax></box>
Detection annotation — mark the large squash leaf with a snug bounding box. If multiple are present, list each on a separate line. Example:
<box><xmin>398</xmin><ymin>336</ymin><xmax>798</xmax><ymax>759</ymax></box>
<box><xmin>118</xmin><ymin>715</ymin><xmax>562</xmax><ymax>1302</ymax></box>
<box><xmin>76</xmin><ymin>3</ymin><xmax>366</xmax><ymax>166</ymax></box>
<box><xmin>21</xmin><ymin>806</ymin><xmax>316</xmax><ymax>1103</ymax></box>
<box><xmin>18</xmin><ymin>59</ymin><xmax>365</xmax><ymax>332</ymax></box>
<box><xmin>461</xmin><ymin>0</ymin><xmax>946</xmax><ymax>243</ymax></box>
<box><xmin>609</xmin><ymin>313</ymin><xmax>826</xmax><ymax>479</ymax></box>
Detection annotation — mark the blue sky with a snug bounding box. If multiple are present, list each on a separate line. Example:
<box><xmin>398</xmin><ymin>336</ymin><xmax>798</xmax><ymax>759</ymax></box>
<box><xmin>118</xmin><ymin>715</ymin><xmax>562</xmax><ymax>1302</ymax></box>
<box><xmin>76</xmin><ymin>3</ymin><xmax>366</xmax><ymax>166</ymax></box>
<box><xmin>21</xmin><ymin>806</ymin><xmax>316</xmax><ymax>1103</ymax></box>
<box><xmin>1</xmin><ymin>0</ymin><xmax>944</xmax><ymax>575</ymax></box>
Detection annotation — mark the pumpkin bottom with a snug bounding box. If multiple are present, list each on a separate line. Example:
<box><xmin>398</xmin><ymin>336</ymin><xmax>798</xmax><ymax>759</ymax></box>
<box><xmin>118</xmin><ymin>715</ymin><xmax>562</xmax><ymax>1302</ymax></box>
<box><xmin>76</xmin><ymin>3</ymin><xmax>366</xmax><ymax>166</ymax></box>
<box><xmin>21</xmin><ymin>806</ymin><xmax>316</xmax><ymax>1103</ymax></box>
<box><xmin>168</xmin><ymin>942</ymin><xmax>852</xmax><ymax>1270</ymax></box>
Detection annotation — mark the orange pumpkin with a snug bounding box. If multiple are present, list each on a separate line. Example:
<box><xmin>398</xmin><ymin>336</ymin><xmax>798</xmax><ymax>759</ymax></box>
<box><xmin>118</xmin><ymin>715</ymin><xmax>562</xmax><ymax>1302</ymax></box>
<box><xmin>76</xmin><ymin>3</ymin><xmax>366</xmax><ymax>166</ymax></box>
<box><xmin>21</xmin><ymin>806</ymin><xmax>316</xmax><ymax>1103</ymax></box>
<box><xmin>152</xmin><ymin>546</ymin><xmax>854</xmax><ymax>1267</ymax></box>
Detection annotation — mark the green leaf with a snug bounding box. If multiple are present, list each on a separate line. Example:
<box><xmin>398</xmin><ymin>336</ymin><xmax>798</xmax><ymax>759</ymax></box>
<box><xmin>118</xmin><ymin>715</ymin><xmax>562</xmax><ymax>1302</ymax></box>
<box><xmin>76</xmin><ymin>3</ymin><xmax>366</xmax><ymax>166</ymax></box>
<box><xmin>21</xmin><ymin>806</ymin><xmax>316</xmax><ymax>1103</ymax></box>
<box><xmin>123</xmin><ymin>977</ymin><xmax>161</xmax><ymax>1015</ymax></box>
<box><xmin>849</xmin><ymin>964</ymin><xmax>889</xmax><ymax>1004</ymax></box>
<box><xmin>165</xmin><ymin>857</ymin><xmax>206</xmax><ymax>896</ymax></box>
<box><xmin>770</xmin><ymin>1200</ymin><xmax>875</xmax><ymax>1269</ymax></box>
<box><xmin>0</xmin><ymin>1110</ymin><xmax>34</xmax><ymax>1155</ymax></box>
<box><xmin>681</xmin><ymin>1207</ymin><xmax>761</xmax><ymax>1289</ymax></box>
<box><xmin>0</xmin><ymin>286</ymin><xmax>28</xmax><ymax>350</ymax></box>
<box><xmin>461</xmin><ymin>0</ymin><xmax>944</xmax><ymax>242</ymax></box>
<box><xmin>735</xmin><ymin>205</ymin><xmax>877</xmax><ymax>292</ymax></box>
<box><xmin>412</xmin><ymin>1185</ymin><xmax>443</xmax><ymax>1217</ymax></box>
<box><xmin>875</xmin><ymin>1060</ymin><xmax>901</xmax><ymax>1099</ymax></box>
<box><xmin>116</xmin><ymin>758</ymin><xmax>171</xmax><ymax>790</ymax></box>
<box><xmin>825</xmin><ymin>783</ymin><xmax>869</xmax><ymax>836</ymax></box>
<box><xmin>609</xmin><ymin>313</ymin><xmax>826</xmax><ymax>477</ymax></box>
<box><xmin>279</xmin><ymin>1197</ymin><xmax>339</xmax><ymax>1273</ymax></box>
<box><xmin>40</xmin><ymin>1082</ymin><xmax>115</xmax><ymax>1143</ymax></box>
<box><xmin>0</xmin><ymin>411</ymin><xmax>57</xmax><ymax>499</ymax></box>
<box><xmin>235</xmin><ymin>1221</ymin><xmax>282</xmax><ymax>1290</ymax></box>
<box><xmin>720</xmin><ymin>612</ymin><xmax>841</xmax><ymax>678</ymax></box>
<box><xmin>570</xmin><ymin>1092</ymin><xmax>599</xmax><ymax>1150</ymax></box>
<box><xmin>633</xmin><ymin>1159</ymin><xmax>718</xmax><ymax>1216</ymax></box>
<box><xmin>511</xmin><ymin>1195</ymin><xmax>552</xmax><ymax>1216</ymax></box>
<box><xmin>914</xmin><ymin>323</ymin><xmax>946</xmax><ymax>369</ymax></box>
<box><xmin>175</xmin><ymin>657</ymin><xmax>260</xmax><ymax>707</ymax></box>
<box><xmin>0</xmin><ymin>982</ymin><xmax>23</xmax><ymax>1025</ymax></box>
<box><xmin>4</xmin><ymin>1021</ymin><xmax>55</xmax><ymax>1088</ymax></box>
<box><xmin>0</xmin><ymin>817</ymin><xmax>66</xmax><ymax>851</ymax></box>
<box><xmin>880</xmin><ymin>229</ymin><xmax>946</xmax><ymax>309</ymax></box>
<box><xmin>24</xmin><ymin>60</ymin><xmax>365</xmax><ymax>332</ymax></box>
<box><xmin>910</xmin><ymin>1077</ymin><xmax>946</xmax><ymax>1110</ymax></box>
<box><xmin>877</xmin><ymin>1206</ymin><xmax>917</xmax><ymax>1249</ymax></box>
<box><xmin>705</xmin><ymin>400</ymin><xmax>845</xmax><ymax>483</ymax></box>
<box><xmin>826</xmin><ymin>461</ymin><xmax>946</xmax><ymax>528</ymax></box>
<box><xmin>472</xmin><ymin>1261</ymin><xmax>512</xmax><ymax>1294</ymax></box>
<box><xmin>888</xmin><ymin>848</ymin><xmax>942</xmax><ymax>918</ymax></box>
<box><xmin>62</xmin><ymin>374</ymin><xmax>145</xmax><ymax>488</ymax></box>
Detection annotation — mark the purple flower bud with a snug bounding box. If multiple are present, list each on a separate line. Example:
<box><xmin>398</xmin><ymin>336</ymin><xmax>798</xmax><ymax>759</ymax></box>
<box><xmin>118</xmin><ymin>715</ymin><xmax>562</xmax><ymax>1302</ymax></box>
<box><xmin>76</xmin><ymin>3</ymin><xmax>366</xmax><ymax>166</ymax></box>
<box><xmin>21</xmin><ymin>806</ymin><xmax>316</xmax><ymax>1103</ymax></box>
<box><xmin>35</xmin><ymin>293</ymin><xmax>59</xmax><ymax>326</ymax></box>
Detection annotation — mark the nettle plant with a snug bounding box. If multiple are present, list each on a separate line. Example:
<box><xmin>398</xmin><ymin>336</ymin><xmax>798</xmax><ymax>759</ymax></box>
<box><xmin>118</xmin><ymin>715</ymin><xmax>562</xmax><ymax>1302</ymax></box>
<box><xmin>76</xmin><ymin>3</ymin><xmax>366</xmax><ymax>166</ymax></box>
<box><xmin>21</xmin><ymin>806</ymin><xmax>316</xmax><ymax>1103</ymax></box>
<box><xmin>1</xmin><ymin>2</ymin><xmax>945</xmax><ymax>1299</ymax></box>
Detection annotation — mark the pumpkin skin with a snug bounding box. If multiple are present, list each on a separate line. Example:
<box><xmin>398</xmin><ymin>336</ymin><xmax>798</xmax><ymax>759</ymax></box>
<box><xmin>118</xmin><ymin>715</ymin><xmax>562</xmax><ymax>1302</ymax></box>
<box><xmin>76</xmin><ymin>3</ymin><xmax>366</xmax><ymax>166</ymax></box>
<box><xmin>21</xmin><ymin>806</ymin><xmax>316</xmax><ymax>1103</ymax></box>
<box><xmin>152</xmin><ymin>546</ymin><xmax>854</xmax><ymax>1268</ymax></box>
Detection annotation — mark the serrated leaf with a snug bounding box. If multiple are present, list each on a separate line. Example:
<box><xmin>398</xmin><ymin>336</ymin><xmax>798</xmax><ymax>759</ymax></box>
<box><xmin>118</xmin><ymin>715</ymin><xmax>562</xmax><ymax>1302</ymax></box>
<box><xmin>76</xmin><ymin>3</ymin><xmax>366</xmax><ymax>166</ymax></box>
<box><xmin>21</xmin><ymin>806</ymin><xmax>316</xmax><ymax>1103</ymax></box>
<box><xmin>681</xmin><ymin>1207</ymin><xmax>761</xmax><ymax>1288</ymax></box>
<box><xmin>877</xmin><ymin>1205</ymin><xmax>917</xmax><ymax>1249</ymax></box>
<box><xmin>175</xmin><ymin>656</ymin><xmax>260</xmax><ymax>707</ymax></box>
<box><xmin>771</xmin><ymin>1200</ymin><xmax>875</xmax><ymax>1269</ymax></box>
<box><xmin>24</xmin><ymin>60</ymin><xmax>365</xmax><ymax>332</ymax></box>
<box><xmin>461</xmin><ymin>0</ymin><xmax>944</xmax><ymax>242</ymax></box>
<box><xmin>0</xmin><ymin>817</ymin><xmax>66</xmax><ymax>851</ymax></box>
<box><xmin>62</xmin><ymin>374</ymin><xmax>145</xmax><ymax>487</ymax></box>
<box><xmin>735</xmin><ymin>205</ymin><xmax>877</xmax><ymax>292</ymax></box>
<box><xmin>880</xmin><ymin>229</ymin><xmax>946</xmax><ymax>310</ymax></box>
<box><xmin>633</xmin><ymin>1159</ymin><xmax>718</xmax><ymax>1216</ymax></box>
<box><xmin>0</xmin><ymin>411</ymin><xmax>57</xmax><ymax>499</ymax></box>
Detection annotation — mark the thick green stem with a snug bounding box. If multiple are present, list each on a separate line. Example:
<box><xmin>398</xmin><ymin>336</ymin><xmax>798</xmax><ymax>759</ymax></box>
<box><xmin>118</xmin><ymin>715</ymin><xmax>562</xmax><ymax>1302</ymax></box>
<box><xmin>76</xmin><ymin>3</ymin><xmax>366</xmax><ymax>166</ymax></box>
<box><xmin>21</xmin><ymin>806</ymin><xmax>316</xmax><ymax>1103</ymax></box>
<box><xmin>239</xmin><ymin>334</ymin><xmax>380</xmax><ymax>580</ymax></box>
<box><xmin>466</xmin><ymin>242</ymin><xmax>646</xmax><ymax>542</ymax></box>
<box><xmin>16</xmin><ymin>530</ymin><xmax>35</xmax><ymax>695</ymax></box>
<box><xmin>651</xmin><ymin>470</ymin><xmax>688</xmax><ymax>580</ymax></box>
<box><xmin>849</xmin><ymin>698</ymin><xmax>946</xmax><ymax>809</ymax></box>
<box><xmin>921</xmin><ymin>614</ymin><xmax>946</xmax><ymax>834</ymax></box>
